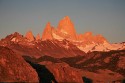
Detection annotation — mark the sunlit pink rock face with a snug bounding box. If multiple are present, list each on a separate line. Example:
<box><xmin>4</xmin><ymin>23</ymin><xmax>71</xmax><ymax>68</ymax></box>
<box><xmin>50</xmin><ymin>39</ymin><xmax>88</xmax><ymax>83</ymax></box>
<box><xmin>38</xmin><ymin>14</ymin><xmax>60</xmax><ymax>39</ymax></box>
<box><xmin>42</xmin><ymin>22</ymin><xmax>53</xmax><ymax>40</ymax></box>
<box><xmin>25</xmin><ymin>30</ymin><xmax>35</xmax><ymax>41</ymax></box>
<box><xmin>36</xmin><ymin>33</ymin><xmax>40</xmax><ymax>40</ymax></box>
<box><xmin>42</xmin><ymin>16</ymin><xmax>77</xmax><ymax>41</ymax></box>
<box><xmin>57</xmin><ymin>16</ymin><xmax>77</xmax><ymax>40</ymax></box>
<box><xmin>41</xmin><ymin>16</ymin><xmax>107</xmax><ymax>45</ymax></box>
<box><xmin>81</xmin><ymin>32</ymin><xmax>107</xmax><ymax>44</ymax></box>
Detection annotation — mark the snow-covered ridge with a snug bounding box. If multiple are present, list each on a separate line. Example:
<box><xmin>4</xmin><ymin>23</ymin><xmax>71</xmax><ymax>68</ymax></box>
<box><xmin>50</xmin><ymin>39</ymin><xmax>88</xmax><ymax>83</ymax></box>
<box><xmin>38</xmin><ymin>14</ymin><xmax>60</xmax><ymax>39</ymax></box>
<box><xmin>77</xmin><ymin>41</ymin><xmax>125</xmax><ymax>53</ymax></box>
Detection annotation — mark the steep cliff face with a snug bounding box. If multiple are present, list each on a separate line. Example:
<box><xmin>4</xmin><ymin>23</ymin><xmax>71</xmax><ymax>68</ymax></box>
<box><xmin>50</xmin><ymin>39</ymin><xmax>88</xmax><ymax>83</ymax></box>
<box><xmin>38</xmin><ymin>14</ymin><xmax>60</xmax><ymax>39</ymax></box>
<box><xmin>0</xmin><ymin>46</ymin><xmax>39</xmax><ymax>82</ymax></box>
<box><xmin>42</xmin><ymin>22</ymin><xmax>53</xmax><ymax>40</ymax></box>
<box><xmin>25</xmin><ymin>30</ymin><xmax>35</xmax><ymax>41</ymax></box>
<box><xmin>36</xmin><ymin>33</ymin><xmax>41</xmax><ymax>40</ymax></box>
<box><xmin>41</xmin><ymin>16</ymin><xmax>107</xmax><ymax>44</ymax></box>
<box><xmin>57</xmin><ymin>16</ymin><xmax>77</xmax><ymax>40</ymax></box>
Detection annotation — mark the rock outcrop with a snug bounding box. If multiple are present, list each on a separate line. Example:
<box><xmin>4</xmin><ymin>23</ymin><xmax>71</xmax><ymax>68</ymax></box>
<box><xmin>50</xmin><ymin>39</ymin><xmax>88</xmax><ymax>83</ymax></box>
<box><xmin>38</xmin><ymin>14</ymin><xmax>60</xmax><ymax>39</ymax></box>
<box><xmin>0</xmin><ymin>46</ymin><xmax>39</xmax><ymax>82</ymax></box>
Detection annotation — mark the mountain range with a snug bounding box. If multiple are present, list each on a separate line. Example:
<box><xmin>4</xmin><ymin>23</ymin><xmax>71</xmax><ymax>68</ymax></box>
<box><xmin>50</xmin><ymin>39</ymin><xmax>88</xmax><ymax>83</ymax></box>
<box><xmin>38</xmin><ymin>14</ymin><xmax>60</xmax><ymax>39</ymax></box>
<box><xmin>0</xmin><ymin>16</ymin><xmax>125</xmax><ymax>82</ymax></box>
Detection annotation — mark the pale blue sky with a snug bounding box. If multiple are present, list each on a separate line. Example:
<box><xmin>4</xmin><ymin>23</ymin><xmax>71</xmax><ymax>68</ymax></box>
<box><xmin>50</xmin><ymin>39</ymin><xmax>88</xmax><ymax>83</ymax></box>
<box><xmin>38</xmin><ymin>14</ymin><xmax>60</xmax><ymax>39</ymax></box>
<box><xmin>0</xmin><ymin>0</ymin><xmax>125</xmax><ymax>43</ymax></box>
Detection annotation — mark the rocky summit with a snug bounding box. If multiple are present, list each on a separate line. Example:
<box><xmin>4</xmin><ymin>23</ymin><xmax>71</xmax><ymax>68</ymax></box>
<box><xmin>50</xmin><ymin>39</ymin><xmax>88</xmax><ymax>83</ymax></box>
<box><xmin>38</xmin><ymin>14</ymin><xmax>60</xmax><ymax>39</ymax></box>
<box><xmin>25</xmin><ymin>30</ymin><xmax>35</xmax><ymax>41</ymax></box>
<box><xmin>0</xmin><ymin>16</ymin><xmax>125</xmax><ymax>83</ymax></box>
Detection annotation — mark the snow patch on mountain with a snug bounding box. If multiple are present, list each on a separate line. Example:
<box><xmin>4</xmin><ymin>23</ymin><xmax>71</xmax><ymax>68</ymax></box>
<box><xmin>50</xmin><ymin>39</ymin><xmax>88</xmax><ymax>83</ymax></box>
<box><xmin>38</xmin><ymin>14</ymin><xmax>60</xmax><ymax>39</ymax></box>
<box><xmin>52</xmin><ymin>32</ymin><xmax>64</xmax><ymax>40</ymax></box>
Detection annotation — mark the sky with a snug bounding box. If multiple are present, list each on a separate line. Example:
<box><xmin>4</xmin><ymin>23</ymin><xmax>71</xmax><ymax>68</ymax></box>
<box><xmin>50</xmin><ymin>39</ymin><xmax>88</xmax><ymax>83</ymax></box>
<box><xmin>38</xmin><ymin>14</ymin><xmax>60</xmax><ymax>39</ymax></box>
<box><xmin>0</xmin><ymin>0</ymin><xmax>125</xmax><ymax>43</ymax></box>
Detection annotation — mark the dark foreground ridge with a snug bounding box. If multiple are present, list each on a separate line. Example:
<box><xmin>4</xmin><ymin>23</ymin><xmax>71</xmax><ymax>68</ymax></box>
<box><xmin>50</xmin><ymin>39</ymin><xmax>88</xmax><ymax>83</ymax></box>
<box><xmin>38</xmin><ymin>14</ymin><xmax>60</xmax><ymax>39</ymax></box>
<box><xmin>26</xmin><ymin>60</ymin><xmax>57</xmax><ymax>83</ymax></box>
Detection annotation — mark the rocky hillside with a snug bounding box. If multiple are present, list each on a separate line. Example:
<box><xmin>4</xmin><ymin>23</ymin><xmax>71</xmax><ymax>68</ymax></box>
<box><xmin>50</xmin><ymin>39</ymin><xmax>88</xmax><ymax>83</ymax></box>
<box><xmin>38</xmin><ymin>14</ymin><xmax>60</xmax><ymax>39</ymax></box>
<box><xmin>0</xmin><ymin>46</ymin><xmax>39</xmax><ymax>82</ymax></box>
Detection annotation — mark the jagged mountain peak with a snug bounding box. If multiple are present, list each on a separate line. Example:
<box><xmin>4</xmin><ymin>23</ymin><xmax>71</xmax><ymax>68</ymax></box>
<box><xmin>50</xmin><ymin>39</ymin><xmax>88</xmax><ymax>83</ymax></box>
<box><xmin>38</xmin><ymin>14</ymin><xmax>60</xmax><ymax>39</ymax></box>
<box><xmin>83</xmin><ymin>32</ymin><xmax>93</xmax><ymax>36</ymax></box>
<box><xmin>57</xmin><ymin>16</ymin><xmax>77</xmax><ymax>40</ymax></box>
<box><xmin>36</xmin><ymin>33</ymin><xmax>41</xmax><ymax>40</ymax></box>
<box><xmin>40</xmin><ymin>16</ymin><xmax>108</xmax><ymax>44</ymax></box>
<box><xmin>1</xmin><ymin>32</ymin><xmax>23</xmax><ymax>41</ymax></box>
<box><xmin>42</xmin><ymin>22</ymin><xmax>53</xmax><ymax>40</ymax></box>
<box><xmin>13</xmin><ymin>32</ymin><xmax>22</xmax><ymax>36</ymax></box>
<box><xmin>25</xmin><ymin>30</ymin><xmax>35</xmax><ymax>41</ymax></box>
<box><xmin>62</xmin><ymin>16</ymin><xmax>71</xmax><ymax>22</ymax></box>
<box><xmin>94</xmin><ymin>34</ymin><xmax>108</xmax><ymax>43</ymax></box>
<box><xmin>58</xmin><ymin>16</ymin><xmax>74</xmax><ymax>29</ymax></box>
<box><xmin>46</xmin><ymin>22</ymin><xmax>51</xmax><ymax>28</ymax></box>
<box><xmin>1</xmin><ymin>16</ymin><xmax>123</xmax><ymax>53</ymax></box>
